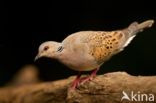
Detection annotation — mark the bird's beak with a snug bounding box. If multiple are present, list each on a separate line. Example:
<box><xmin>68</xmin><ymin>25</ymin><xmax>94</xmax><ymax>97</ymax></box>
<box><xmin>34</xmin><ymin>54</ymin><xmax>40</xmax><ymax>61</ymax></box>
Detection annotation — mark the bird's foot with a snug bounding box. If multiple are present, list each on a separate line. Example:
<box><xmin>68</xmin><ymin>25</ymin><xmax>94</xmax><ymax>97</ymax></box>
<box><xmin>79</xmin><ymin>68</ymin><xmax>99</xmax><ymax>85</ymax></box>
<box><xmin>71</xmin><ymin>79</ymin><xmax>80</xmax><ymax>89</ymax></box>
<box><xmin>70</xmin><ymin>68</ymin><xmax>99</xmax><ymax>89</ymax></box>
<box><xmin>70</xmin><ymin>72</ymin><xmax>81</xmax><ymax>89</ymax></box>
<box><xmin>79</xmin><ymin>75</ymin><xmax>94</xmax><ymax>85</ymax></box>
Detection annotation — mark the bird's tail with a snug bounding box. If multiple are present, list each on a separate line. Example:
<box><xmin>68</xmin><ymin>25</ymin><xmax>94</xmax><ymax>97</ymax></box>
<box><xmin>125</xmin><ymin>19</ymin><xmax>154</xmax><ymax>37</ymax></box>
<box><xmin>121</xmin><ymin>20</ymin><xmax>154</xmax><ymax>48</ymax></box>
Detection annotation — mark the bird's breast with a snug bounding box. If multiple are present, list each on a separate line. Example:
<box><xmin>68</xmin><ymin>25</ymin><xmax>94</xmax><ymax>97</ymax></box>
<box><xmin>58</xmin><ymin>49</ymin><xmax>98</xmax><ymax>71</ymax></box>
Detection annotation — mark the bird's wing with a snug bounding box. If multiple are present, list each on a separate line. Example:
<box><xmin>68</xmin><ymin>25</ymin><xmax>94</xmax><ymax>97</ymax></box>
<box><xmin>62</xmin><ymin>31</ymin><xmax>124</xmax><ymax>65</ymax></box>
<box><xmin>80</xmin><ymin>31</ymin><xmax>124</xmax><ymax>64</ymax></box>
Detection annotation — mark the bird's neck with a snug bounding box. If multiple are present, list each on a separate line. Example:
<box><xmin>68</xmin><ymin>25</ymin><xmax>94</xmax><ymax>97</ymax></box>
<box><xmin>55</xmin><ymin>50</ymin><xmax>70</xmax><ymax>64</ymax></box>
<box><xmin>53</xmin><ymin>51</ymin><xmax>64</xmax><ymax>60</ymax></box>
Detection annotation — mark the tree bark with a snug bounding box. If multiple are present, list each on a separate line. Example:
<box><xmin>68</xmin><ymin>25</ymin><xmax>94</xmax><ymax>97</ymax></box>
<box><xmin>0</xmin><ymin>72</ymin><xmax>156</xmax><ymax>103</ymax></box>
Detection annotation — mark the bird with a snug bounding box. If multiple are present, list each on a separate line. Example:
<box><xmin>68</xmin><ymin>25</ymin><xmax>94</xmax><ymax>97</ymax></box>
<box><xmin>35</xmin><ymin>20</ymin><xmax>154</xmax><ymax>89</ymax></box>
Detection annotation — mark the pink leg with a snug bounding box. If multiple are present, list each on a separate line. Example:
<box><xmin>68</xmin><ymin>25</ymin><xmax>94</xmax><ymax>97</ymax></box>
<box><xmin>80</xmin><ymin>68</ymin><xmax>99</xmax><ymax>84</ymax></box>
<box><xmin>71</xmin><ymin>72</ymin><xmax>81</xmax><ymax>89</ymax></box>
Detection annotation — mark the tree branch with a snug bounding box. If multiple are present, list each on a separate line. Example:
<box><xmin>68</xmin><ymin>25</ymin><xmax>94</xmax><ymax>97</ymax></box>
<box><xmin>0</xmin><ymin>72</ymin><xmax>156</xmax><ymax>103</ymax></box>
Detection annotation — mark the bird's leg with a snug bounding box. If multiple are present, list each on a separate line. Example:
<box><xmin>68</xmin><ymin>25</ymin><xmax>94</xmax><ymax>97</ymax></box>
<box><xmin>80</xmin><ymin>68</ymin><xmax>99</xmax><ymax>84</ymax></box>
<box><xmin>71</xmin><ymin>72</ymin><xmax>81</xmax><ymax>89</ymax></box>
<box><xmin>90</xmin><ymin>67</ymin><xmax>99</xmax><ymax>78</ymax></box>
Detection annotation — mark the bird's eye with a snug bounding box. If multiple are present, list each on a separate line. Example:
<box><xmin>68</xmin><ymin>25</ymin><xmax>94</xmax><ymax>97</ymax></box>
<box><xmin>43</xmin><ymin>46</ymin><xmax>49</xmax><ymax>51</ymax></box>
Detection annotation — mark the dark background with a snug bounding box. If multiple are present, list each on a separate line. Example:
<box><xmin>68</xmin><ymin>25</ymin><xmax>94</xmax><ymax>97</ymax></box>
<box><xmin>2</xmin><ymin>0</ymin><xmax>156</xmax><ymax>86</ymax></box>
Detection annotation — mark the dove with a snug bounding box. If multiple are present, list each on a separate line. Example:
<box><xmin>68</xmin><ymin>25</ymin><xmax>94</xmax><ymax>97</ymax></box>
<box><xmin>35</xmin><ymin>20</ymin><xmax>154</xmax><ymax>89</ymax></box>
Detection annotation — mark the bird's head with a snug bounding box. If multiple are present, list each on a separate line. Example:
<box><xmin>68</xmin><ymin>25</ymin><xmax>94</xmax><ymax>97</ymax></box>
<box><xmin>35</xmin><ymin>41</ymin><xmax>63</xmax><ymax>61</ymax></box>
